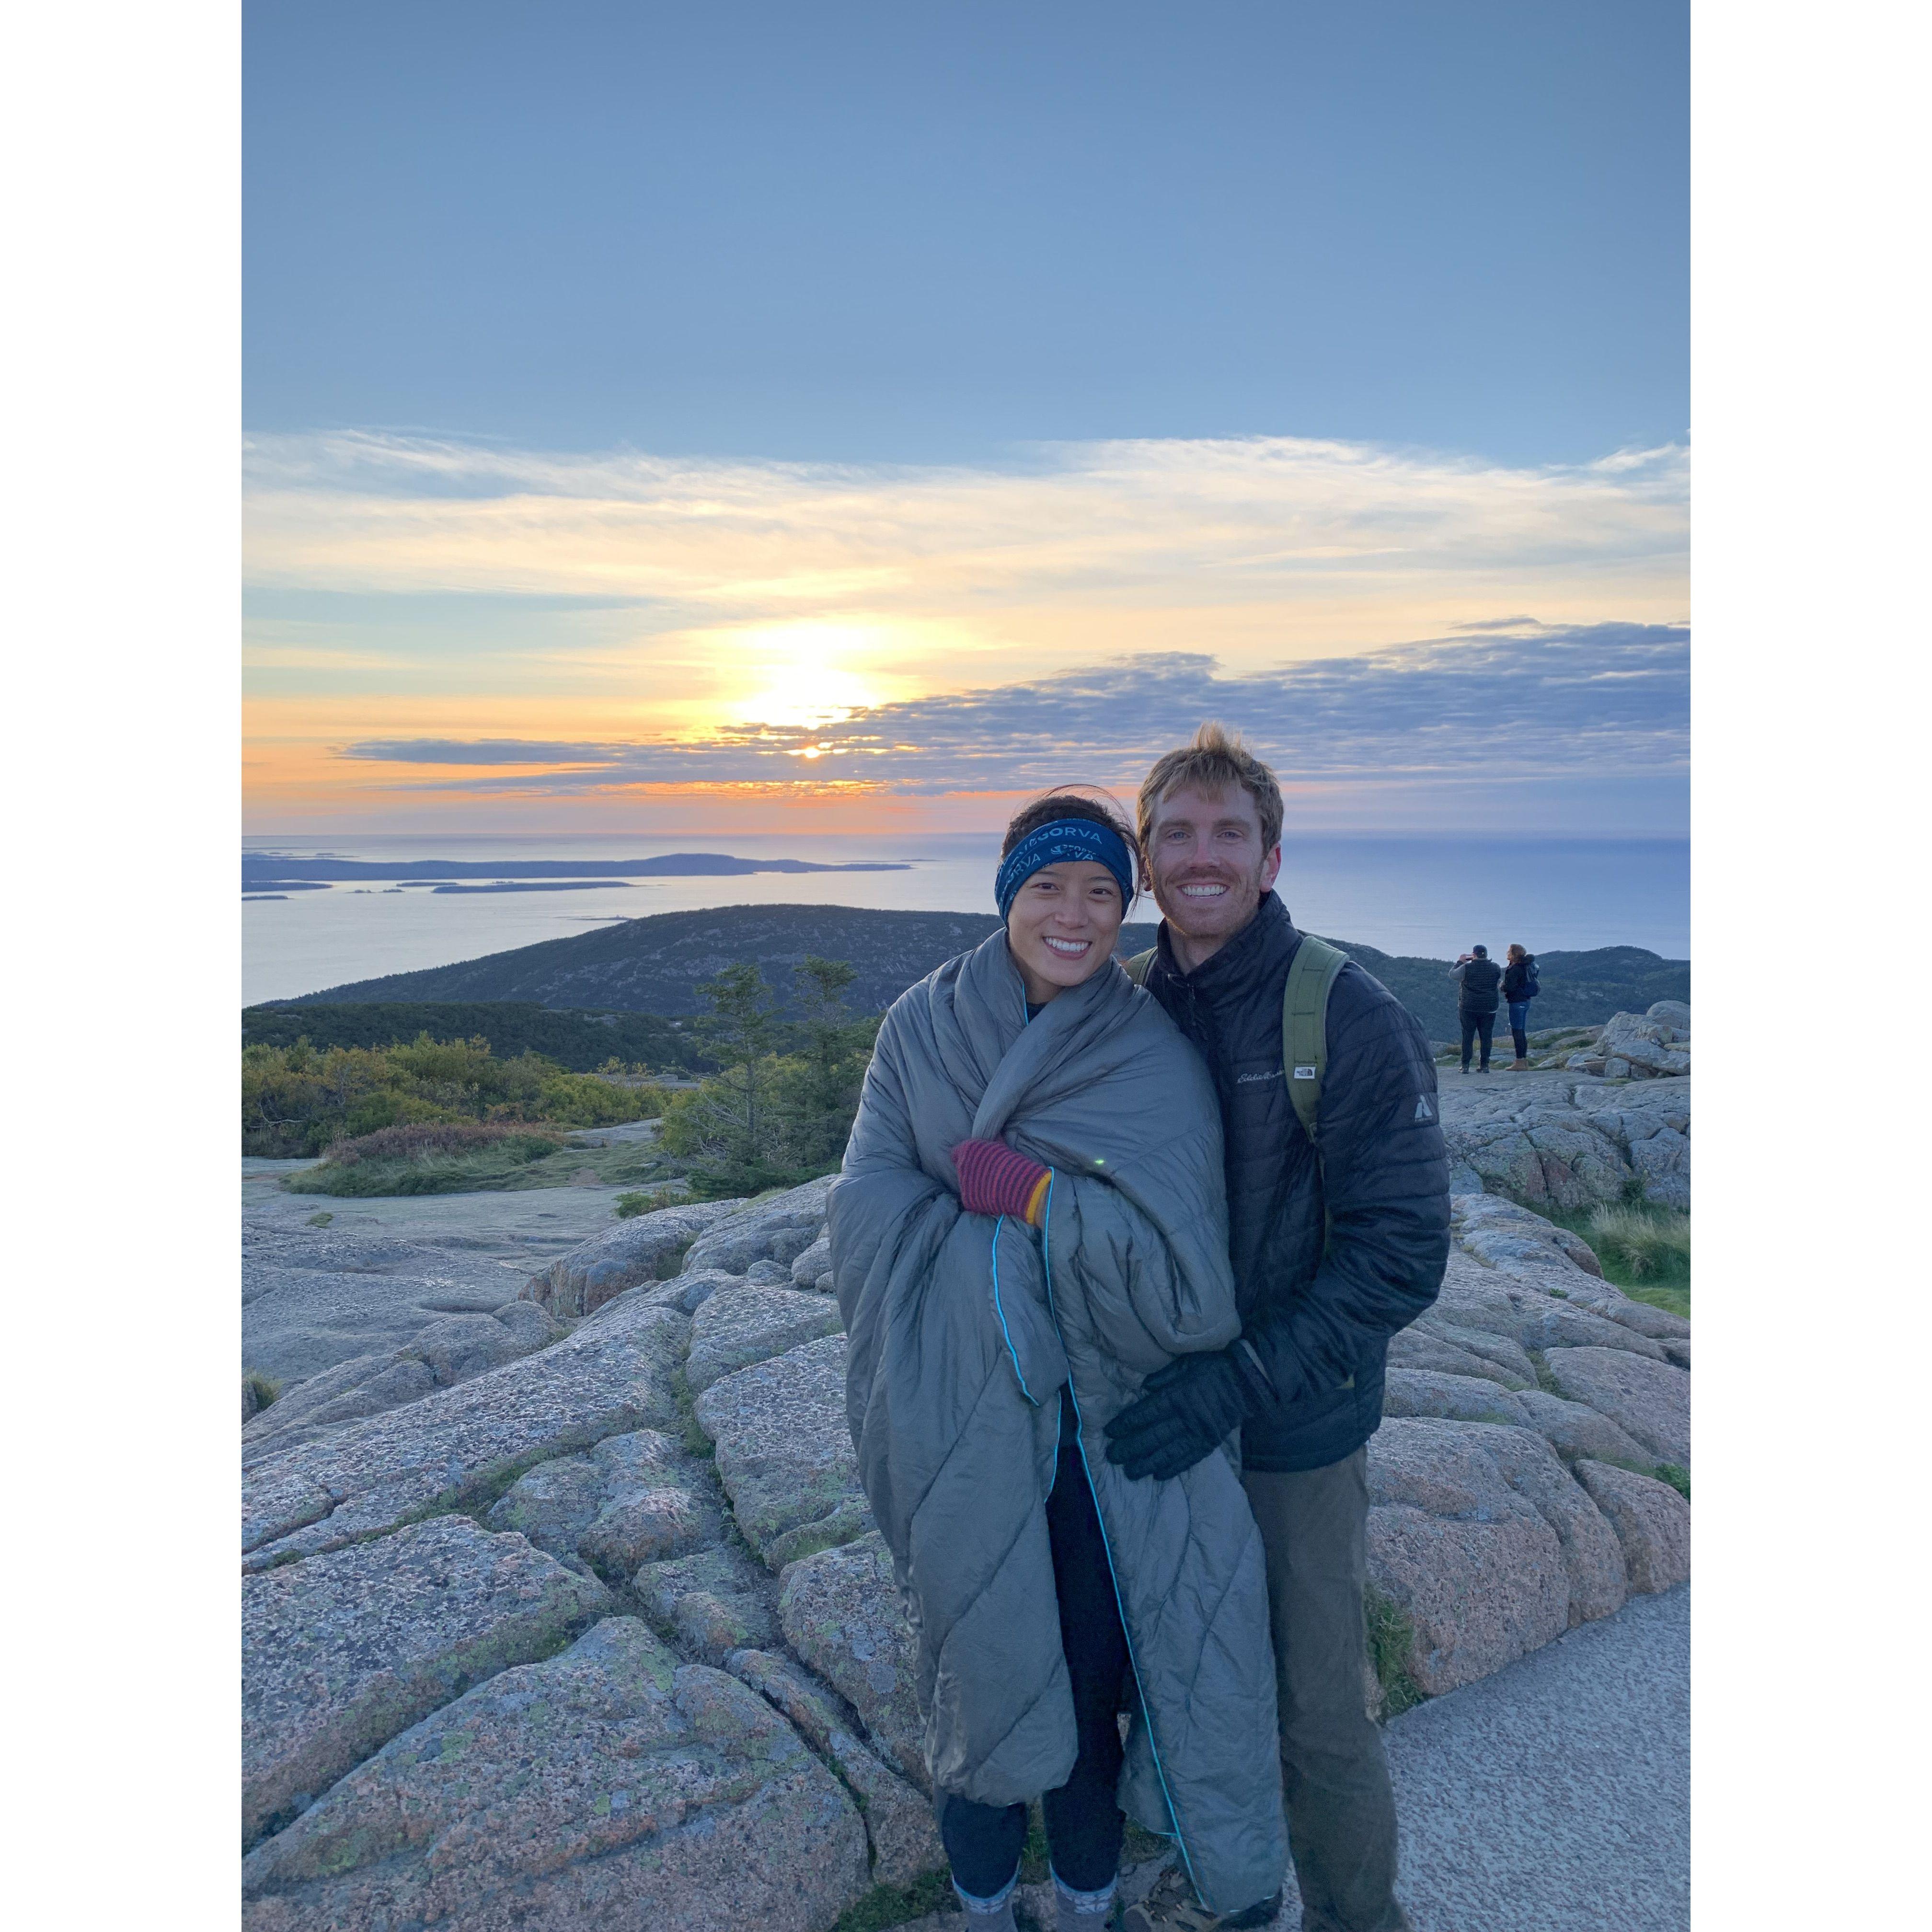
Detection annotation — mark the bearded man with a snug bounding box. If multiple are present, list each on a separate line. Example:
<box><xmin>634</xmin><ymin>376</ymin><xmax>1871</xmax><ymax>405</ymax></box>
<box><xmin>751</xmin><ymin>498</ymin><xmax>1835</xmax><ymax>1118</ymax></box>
<box><xmin>1110</xmin><ymin>723</ymin><xmax>1450</xmax><ymax>1932</ymax></box>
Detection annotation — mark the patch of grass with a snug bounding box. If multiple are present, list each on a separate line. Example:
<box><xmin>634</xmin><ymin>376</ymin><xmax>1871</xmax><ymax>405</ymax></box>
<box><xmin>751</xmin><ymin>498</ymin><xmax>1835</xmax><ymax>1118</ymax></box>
<box><xmin>1654</xmin><ymin>1462</ymin><xmax>1691</xmax><ymax>1501</ymax></box>
<box><xmin>828</xmin><ymin>1870</ymin><xmax>955</xmax><ymax>1932</ymax></box>
<box><xmin>1587</xmin><ymin>1203</ymin><xmax>1690</xmax><ymax>1279</ymax></box>
<box><xmin>305</xmin><ymin>1210</ymin><xmax>334</xmax><ymax>1227</ymax></box>
<box><xmin>1537</xmin><ymin>1201</ymin><xmax>1690</xmax><ymax>1310</ymax></box>
<box><xmin>244</xmin><ymin>1370</ymin><xmax>281</xmax><ymax>1411</ymax></box>
<box><xmin>1364</xmin><ymin>1587</ymin><xmax>1428</xmax><ymax>1721</ymax></box>
<box><xmin>1621</xmin><ymin>1280</ymin><xmax>1690</xmax><ymax>1321</ymax></box>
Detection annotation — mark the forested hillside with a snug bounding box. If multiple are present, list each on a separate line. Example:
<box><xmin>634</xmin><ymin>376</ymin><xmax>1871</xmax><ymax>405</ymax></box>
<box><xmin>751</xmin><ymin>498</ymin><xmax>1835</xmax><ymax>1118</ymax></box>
<box><xmin>243</xmin><ymin>1001</ymin><xmax>713</xmax><ymax>1073</ymax></box>
<box><xmin>274</xmin><ymin>904</ymin><xmax>1687</xmax><ymax>1044</ymax></box>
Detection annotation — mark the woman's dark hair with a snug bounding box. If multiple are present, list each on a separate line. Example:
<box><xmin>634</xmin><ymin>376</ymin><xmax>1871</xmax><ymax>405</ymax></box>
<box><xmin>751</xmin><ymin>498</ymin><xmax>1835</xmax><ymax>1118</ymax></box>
<box><xmin>999</xmin><ymin>787</ymin><xmax>1142</xmax><ymax>907</ymax></box>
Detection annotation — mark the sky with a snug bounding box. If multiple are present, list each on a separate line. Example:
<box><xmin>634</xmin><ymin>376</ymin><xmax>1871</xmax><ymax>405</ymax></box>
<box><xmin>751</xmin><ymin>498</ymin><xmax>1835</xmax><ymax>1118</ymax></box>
<box><xmin>243</xmin><ymin>0</ymin><xmax>1689</xmax><ymax>837</ymax></box>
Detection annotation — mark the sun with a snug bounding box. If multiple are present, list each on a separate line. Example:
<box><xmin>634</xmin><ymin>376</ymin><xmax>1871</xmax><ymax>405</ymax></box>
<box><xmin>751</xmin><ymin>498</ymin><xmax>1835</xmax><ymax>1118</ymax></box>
<box><xmin>723</xmin><ymin>623</ymin><xmax>888</xmax><ymax>730</ymax></box>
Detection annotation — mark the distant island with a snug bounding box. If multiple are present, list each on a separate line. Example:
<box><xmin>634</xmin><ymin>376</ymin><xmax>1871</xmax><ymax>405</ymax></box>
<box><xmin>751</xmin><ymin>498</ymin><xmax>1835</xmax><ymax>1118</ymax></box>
<box><xmin>242</xmin><ymin>851</ymin><xmax>910</xmax><ymax>885</ymax></box>
<box><xmin>267</xmin><ymin>902</ymin><xmax>1690</xmax><ymax>1043</ymax></box>
<box><xmin>428</xmin><ymin>881</ymin><xmax>635</xmax><ymax>895</ymax></box>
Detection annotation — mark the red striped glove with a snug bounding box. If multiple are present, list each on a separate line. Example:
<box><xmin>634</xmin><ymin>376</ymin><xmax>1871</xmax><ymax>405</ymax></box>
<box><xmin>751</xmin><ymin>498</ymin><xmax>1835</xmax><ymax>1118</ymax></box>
<box><xmin>953</xmin><ymin>1138</ymin><xmax>1051</xmax><ymax>1225</ymax></box>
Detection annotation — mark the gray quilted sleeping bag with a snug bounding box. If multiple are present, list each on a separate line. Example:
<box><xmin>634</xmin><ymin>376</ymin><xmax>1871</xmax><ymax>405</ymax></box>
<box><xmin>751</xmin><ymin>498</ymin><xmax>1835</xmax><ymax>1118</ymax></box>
<box><xmin>829</xmin><ymin>927</ymin><xmax>1287</xmax><ymax>1913</ymax></box>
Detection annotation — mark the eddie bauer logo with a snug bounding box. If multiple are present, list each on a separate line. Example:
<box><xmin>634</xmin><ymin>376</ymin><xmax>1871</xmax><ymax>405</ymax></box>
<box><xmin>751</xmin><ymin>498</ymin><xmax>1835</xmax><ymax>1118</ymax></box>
<box><xmin>1238</xmin><ymin>1067</ymin><xmax>1284</xmax><ymax>1083</ymax></box>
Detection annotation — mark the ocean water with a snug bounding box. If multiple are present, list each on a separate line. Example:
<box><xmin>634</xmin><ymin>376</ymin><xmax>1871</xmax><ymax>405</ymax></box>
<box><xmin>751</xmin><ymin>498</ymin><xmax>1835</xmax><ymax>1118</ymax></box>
<box><xmin>242</xmin><ymin>832</ymin><xmax>1689</xmax><ymax>1007</ymax></box>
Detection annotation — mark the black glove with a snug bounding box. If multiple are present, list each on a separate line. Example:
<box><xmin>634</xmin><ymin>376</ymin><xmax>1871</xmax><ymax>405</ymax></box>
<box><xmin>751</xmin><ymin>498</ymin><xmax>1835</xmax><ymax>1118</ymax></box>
<box><xmin>1104</xmin><ymin>1346</ymin><xmax>1253</xmax><ymax>1482</ymax></box>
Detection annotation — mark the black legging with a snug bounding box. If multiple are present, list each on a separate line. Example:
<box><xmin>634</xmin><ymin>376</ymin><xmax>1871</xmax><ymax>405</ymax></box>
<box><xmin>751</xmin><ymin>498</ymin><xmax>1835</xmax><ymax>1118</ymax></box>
<box><xmin>935</xmin><ymin>1444</ymin><xmax>1132</xmax><ymax>1898</ymax></box>
<box><xmin>1460</xmin><ymin>1009</ymin><xmax>1496</xmax><ymax>1070</ymax></box>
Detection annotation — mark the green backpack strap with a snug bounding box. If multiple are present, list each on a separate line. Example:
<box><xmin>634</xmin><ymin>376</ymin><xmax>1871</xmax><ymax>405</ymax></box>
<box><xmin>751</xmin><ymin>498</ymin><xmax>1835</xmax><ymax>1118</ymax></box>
<box><xmin>1126</xmin><ymin>937</ymin><xmax>1342</xmax><ymax>1145</ymax></box>
<box><xmin>1283</xmin><ymin>935</ymin><xmax>1347</xmax><ymax>1146</ymax></box>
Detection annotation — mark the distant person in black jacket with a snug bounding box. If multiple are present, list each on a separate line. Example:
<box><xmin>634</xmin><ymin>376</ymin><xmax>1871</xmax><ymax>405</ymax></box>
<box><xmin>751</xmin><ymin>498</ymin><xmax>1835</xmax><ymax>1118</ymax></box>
<box><xmin>1104</xmin><ymin>721</ymin><xmax>1449</xmax><ymax>1932</ymax></box>
<box><xmin>1500</xmin><ymin>943</ymin><xmax>1540</xmax><ymax>1070</ymax></box>
<box><xmin>1450</xmin><ymin>944</ymin><xmax>1503</xmax><ymax>1073</ymax></box>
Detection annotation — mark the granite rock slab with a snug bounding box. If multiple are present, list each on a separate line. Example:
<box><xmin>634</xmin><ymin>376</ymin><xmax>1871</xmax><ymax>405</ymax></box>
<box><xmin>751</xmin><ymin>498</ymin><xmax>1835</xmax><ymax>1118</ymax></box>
<box><xmin>1432</xmin><ymin>1254</ymin><xmax>1674</xmax><ymax>1362</ymax></box>
<box><xmin>680</xmin><ymin>1176</ymin><xmax>835</xmax><ymax>1278</ymax></box>
<box><xmin>486</xmin><ymin>1429</ymin><xmax>716</xmax><ymax>1581</ymax></box>
<box><xmin>789</xmin><ymin>1233</ymin><xmax>833</xmax><ymax>1288</ymax></box>
<box><xmin>242</xmin><ymin>1302</ymin><xmax>563</xmax><ymax>1463</ymax></box>
<box><xmin>686</xmin><ymin>1284</ymin><xmax>847</xmax><ymax>1395</ymax></box>
<box><xmin>621</xmin><ymin>1265</ymin><xmax>746</xmax><ymax>1314</ymax></box>
<box><xmin>728</xmin><ymin>1646</ymin><xmax>945</xmax><ymax>1886</ymax></box>
<box><xmin>778</xmin><ymin>1531</ymin><xmax>928</xmax><ymax>1793</ymax></box>
<box><xmin>691</xmin><ymin>1334</ymin><xmax>874</xmax><ymax>1567</ymax></box>
<box><xmin>242</xmin><ymin>1516</ymin><xmax>610</xmax><ymax>1849</ymax></box>
<box><xmin>242</xmin><ymin>1203</ymin><xmax>594</xmax><ymax>1388</ymax></box>
<box><xmin>1395</xmin><ymin>1316</ymin><xmax>1538</xmax><ymax>1388</ymax></box>
<box><xmin>242</xmin><ymin>1298</ymin><xmax>690</xmax><ymax>1568</ymax></box>
<box><xmin>1451</xmin><ymin>1194</ymin><xmax>1606</xmax><ymax>1279</ymax></box>
<box><xmin>1366</xmin><ymin>1419</ymin><xmax>1625</xmax><ymax>1694</ymax></box>
<box><xmin>1574</xmin><ymin>1461</ymin><xmax>1692</xmax><ymax>1593</ymax></box>
<box><xmin>521</xmin><ymin>1197</ymin><xmax>746</xmax><ymax>1319</ymax></box>
<box><xmin>1439</xmin><ymin>1073</ymin><xmax>1690</xmax><ymax>1212</ymax></box>
<box><xmin>1543</xmin><ymin>1347</ymin><xmax>1691</xmax><ymax>1467</ymax></box>
<box><xmin>636</xmin><ymin>1544</ymin><xmax>782</xmax><ymax>1662</ymax></box>
<box><xmin>242</xmin><ymin>1616</ymin><xmax>872</xmax><ymax>1932</ymax></box>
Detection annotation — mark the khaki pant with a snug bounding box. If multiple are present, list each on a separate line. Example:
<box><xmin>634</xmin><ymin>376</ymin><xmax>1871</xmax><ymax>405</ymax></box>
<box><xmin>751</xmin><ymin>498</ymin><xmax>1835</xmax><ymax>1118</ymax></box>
<box><xmin>1243</xmin><ymin>1449</ymin><xmax>1410</xmax><ymax>1932</ymax></box>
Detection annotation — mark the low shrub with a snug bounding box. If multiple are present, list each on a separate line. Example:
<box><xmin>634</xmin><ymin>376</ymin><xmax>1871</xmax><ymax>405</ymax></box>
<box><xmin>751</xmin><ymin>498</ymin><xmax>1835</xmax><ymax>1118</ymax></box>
<box><xmin>614</xmin><ymin>1189</ymin><xmax>674</xmax><ymax>1219</ymax></box>
<box><xmin>285</xmin><ymin>1122</ymin><xmax>572</xmax><ymax>1197</ymax></box>
<box><xmin>244</xmin><ymin>1370</ymin><xmax>281</xmax><ymax>1412</ymax></box>
<box><xmin>242</xmin><ymin>1032</ymin><xmax>645</xmax><ymax>1156</ymax></box>
<box><xmin>322</xmin><ymin>1121</ymin><xmax>564</xmax><ymax>1165</ymax></box>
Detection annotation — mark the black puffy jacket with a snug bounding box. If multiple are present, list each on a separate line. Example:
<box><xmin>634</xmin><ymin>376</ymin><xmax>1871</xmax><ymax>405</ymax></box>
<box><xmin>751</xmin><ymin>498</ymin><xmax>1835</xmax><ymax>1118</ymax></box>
<box><xmin>1142</xmin><ymin>893</ymin><xmax>1451</xmax><ymax>1472</ymax></box>
<box><xmin>1455</xmin><ymin>957</ymin><xmax>1504</xmax><ymax>1014</ymax></box>
<box><xmin>1501</xmin><ymin>955</ymin><xmax>1538</xmax><ymax>1002</ymax></box>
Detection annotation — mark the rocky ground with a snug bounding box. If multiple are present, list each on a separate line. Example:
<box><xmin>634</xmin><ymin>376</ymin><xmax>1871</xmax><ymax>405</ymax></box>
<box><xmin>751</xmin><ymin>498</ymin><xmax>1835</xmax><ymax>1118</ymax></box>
<box><xmin>241</xmin><ymin>1073</ymin><xmax>1690</xmax><ymax>1929</ymax></box>
<box><xmin>1436</xmin><ymin>1063</ymin><xmax>1690</xmax><ymax>1213</ymax></box>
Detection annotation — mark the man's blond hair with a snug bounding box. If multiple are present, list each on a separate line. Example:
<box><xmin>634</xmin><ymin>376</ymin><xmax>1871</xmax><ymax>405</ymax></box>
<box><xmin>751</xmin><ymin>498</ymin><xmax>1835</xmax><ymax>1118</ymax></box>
<box><xmin>1137</xmin><ymin>721</ymin><xmax>1285</xmax><ymax>853</ymax></box>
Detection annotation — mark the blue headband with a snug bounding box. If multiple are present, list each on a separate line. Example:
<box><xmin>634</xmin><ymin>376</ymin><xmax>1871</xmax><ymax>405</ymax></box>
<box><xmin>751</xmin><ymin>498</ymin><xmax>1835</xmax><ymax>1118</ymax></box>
<box><xmin>995</xmin><ymin>818</ymin><xmax>1138</xmax><ymax>921</ymax></box>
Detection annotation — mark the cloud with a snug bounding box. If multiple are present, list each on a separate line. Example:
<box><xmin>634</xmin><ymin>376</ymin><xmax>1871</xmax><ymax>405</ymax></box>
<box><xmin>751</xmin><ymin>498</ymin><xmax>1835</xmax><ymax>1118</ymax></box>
<box><xmin>244</xmin><ymin>430</ymin><xmax>1688</xmax><ymax>627</ymax></box>
<box><xmin>339</xmin><ymin>738</ymin><xmax>627</xmax><ymax>766</ymax></box>
<box><xmin>352</xmin><ymin>620</ymin><xmax>1687</xmax><ymax>800</ymax></box>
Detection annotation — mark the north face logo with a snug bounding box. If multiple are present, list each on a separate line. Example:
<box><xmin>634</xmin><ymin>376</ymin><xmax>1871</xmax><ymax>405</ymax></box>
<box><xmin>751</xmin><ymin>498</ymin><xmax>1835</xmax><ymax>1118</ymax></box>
<box><xmin>1414</xmin><ymin>1096</ymin><xmax>1434</xmax><ymax>1121</ymax></box>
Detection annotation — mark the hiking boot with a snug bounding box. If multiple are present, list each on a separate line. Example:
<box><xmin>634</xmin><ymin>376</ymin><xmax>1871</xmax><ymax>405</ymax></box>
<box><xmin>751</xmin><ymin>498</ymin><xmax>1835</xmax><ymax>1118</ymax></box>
<box><xmin>1509</xmin><ymin>1058</ymin><xmax>1530</xmax><ymax>1071</ymax></box>
<box><xmin>1120</xmin><ymin>1868</ymin><xmax>1280</xmax><ymax>1932</ymax></box>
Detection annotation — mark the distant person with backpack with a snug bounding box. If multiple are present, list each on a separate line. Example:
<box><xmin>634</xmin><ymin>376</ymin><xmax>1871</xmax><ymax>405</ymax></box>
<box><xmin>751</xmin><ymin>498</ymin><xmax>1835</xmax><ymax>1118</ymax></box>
<box><xmin>1450</xmin><ymin>943</ymin><xmax>1504</xmax><ymax>1073</ymax></box>
<box><xmin>1500</xmin><ymin>943</ymin><xmax>1541</xmax><ymax>1070</ymax></box>
<box><xmin>1102</xmin><ymin>723</ymin><xmax>1450</xmax><ymax>1932</ymax></box>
